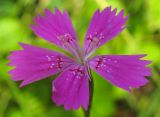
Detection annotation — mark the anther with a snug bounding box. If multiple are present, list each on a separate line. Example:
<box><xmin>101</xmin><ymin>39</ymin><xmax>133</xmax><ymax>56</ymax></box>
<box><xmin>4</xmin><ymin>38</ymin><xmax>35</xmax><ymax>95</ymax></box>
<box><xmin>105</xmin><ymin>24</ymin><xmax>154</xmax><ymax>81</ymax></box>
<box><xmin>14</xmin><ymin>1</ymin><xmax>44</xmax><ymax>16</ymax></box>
<box><xmin>57</xmin><ymin>33</ymin><xmax>75</xmax><ymax>46</ymax></box>
<box><xmin>46</xmin><ymin>55</ymin><xmax>52</xmax><ymax>61</ymax></box>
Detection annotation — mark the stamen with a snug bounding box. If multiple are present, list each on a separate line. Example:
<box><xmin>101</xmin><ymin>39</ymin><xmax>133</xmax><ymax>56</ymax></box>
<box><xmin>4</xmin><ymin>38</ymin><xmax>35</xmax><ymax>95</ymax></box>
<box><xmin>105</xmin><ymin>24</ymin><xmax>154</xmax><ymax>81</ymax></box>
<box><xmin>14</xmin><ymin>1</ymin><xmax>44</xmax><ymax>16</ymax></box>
<box><xmin>95</xmin><ymin>57</ymin><xmax>103</xmax><ymax>69</ymax></box>
<box><xmin>70</xmin><ymin>67</ymin><xmax>85</xmax><ymax>79</ymax></box>
<box><xmin>56</xmin><ymin>56</ymin><xmax>63</xmax><ymax>69</ymax></box>
<box><xmin>57</xmin><ymin>33</ymin><xmax>75</xmax><ymax>46</ymax></box>
<box><xmin>85</xmin><ymin>32</ymin><xmax>104</xmax><ymax>57</ymax></box>
<box><xmin>46</xmin><ymin>55</ymin><xmax>64</xmax><ymax>69</ymax></box>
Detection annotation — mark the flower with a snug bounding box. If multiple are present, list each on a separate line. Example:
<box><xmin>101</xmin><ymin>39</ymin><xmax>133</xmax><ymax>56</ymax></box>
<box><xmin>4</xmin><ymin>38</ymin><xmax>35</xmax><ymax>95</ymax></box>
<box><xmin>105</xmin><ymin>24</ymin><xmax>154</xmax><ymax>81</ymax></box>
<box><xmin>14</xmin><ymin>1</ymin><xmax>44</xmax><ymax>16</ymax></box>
<box><xmin>8</xmin><ymin>7</ymin><xmax>151</xmax><ymax>110</ymax></box>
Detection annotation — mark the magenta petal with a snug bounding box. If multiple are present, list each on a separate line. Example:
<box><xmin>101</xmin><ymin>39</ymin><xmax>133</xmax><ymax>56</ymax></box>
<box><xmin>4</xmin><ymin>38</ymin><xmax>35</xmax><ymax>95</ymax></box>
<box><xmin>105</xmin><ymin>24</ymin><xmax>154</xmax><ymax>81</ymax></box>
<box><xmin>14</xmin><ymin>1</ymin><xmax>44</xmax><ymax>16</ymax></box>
<box><xmin>8</xmin><ymin>43</ymin><xmax>74</xmax><ymax>87</ymax></box>
<box><xmin>30</xmin><ymin>8</ymin><xmax>80</xmax><ymax>55</ymax></box>
<box><xmin>52</xmin><ymin>64</ymin><xmax>89</xmax><ymax>110</ymax></box>
<box><xmin>83</xmin><ymin>7</ymin><xmax>128</xmax><ymax>57</ymax></box>
<box><xmin>88</xmin><ymin>54</ymin><xmax>151</xmax><ymax>91</ymax></box>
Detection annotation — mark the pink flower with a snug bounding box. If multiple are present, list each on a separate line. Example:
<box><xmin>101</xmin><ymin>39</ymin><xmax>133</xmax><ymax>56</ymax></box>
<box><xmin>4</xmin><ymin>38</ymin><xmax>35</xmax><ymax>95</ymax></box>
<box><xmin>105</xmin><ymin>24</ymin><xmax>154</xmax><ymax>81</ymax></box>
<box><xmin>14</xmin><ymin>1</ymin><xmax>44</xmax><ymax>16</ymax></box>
<box><xmin>8</xmin><ymin>7</ymin><xmax>151</xmax><ymax>110</ymax></box>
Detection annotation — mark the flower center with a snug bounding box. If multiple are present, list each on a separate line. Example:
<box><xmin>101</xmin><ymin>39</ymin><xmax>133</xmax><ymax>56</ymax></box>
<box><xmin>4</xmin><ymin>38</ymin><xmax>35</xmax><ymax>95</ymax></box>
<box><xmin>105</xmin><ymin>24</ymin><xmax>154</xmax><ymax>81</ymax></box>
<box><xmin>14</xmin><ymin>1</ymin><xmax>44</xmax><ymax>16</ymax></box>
<box><xmin>57</xmin><ymin>33</ymin><xmax>82</xmax><ymax>62</ymax></box>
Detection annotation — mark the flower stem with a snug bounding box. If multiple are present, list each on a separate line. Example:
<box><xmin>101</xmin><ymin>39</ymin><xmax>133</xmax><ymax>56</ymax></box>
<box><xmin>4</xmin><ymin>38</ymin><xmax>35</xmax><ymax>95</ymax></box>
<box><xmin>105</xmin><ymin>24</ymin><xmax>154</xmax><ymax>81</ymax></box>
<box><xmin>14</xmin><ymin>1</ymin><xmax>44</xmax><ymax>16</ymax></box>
<box><xmin>83</xmin><ymin>68</ymin><xmax>94</xmax><ymax>117</ymax></box>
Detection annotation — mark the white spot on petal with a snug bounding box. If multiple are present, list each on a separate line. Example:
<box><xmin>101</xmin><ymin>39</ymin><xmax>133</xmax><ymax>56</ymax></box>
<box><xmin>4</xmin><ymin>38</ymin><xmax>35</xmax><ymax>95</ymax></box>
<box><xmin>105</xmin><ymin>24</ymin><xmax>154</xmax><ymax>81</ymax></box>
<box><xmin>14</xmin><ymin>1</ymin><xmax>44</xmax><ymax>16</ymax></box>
<box><xmin>107</xmin><ymin>59</ymin><xmax>111</xmax><ymax>61</ymax></box>
<box><xmin>46</xmin><ymin>55</ymin><xmax>51</xmax><ymax>61</ymax></box>
<box><xmin>52</xmin><ymin>84</ymin><xmax>56</xmax><ymax>92</ymax></box>
<box><xmin>114</xmin><ymin>60</ymin><xmax>117</xmax><ymax>63</ymax></box>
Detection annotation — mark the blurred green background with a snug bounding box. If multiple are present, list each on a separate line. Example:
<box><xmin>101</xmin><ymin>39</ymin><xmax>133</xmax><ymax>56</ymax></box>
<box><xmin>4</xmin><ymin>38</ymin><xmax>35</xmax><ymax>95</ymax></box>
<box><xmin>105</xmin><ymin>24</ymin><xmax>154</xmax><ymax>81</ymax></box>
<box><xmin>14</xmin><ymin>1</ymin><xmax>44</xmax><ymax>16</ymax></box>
<box><xmin>0</xmin><ymin>0</ymin><xmax>160</xmax><ymax>117</ymax></box>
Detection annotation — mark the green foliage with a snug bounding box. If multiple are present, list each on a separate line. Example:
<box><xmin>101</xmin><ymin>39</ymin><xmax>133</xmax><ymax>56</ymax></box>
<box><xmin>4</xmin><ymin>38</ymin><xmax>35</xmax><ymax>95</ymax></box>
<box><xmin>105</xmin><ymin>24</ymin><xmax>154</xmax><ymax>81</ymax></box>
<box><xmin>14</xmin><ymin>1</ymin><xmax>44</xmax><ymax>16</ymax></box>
<box><xmin>0</xmin><ymin>0</ymin><xmax>160</xmax><ymax>117</ymax></box>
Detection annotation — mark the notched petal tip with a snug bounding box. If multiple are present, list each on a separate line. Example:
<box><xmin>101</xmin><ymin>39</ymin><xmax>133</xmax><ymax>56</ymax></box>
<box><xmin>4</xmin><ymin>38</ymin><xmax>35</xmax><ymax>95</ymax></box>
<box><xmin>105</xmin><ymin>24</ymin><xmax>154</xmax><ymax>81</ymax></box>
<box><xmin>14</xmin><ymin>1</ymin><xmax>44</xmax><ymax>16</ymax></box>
<box><xmin>54</xmin><ymin>7</ymin><xmax>62</xmax><ymax>14</ymax></box>
<box><xmin>111</xmin><ymin>8</ymin><xmax>117</xmax><ymax>15</ymax></box>
<box><xmin>97</xmin><ymin>8</ymin><xmax>100</xmax><ymax>12</ymax></box>
<box><xmin>20</xmin><ymin>82</ymin><xmax>25</xmax><ymax>87</ymax></box>
<box><xmin>138</xmin><ymin>54</ymin><xmax>152</xmax><ymax>65</ymax></box>
<box><xmin>82</xmin><ymin>105</ymin><xmax>88</xmax><ymax>111</ymax></box>
<box><xmin>104</xmin><ymin>6</ymin><xmax>111</xmax><ymax>12</ymax></box>
<box><xmin>124</xmin><ymin>15</ymin><xmax>129</xmax><ymax>21</ymax></box>
<box><xmin>44</xmin><ymin>8</ymin><xmax>52</xmax><ymax>15</ymax></box>
<box><xmin>118</xmin><ymin>9</ymin><xmax>124</xmax><ymax>16</ymax></box>
<box><xmin>7</xmin><ymin>54</ymin><xmax>13</xmax><ymax>60</ymax></box>
<box><xmin>8</xmin><ymin>69</ymin><xmax>13</xmax><ymax>74</ymax></box>
<box><xmin>137</xmin><ymin>54</ymin><xmax>149</xmax><ymax>59</ymax></box>
<box><xmin>20</xmin><ymin>80</ymin><xmax>31</xmax><ymax>87</ymax></box>
<box><xmin>18</xmin><ymin>42</ymin><xmax>26</xmax><ymax>47</ymax></box>
<box><xmin>29</xmin><ymin>24</ymin><xmax>36</xmax><ymax>30</ymax></box>
<box><xmin>129</xmin><ymin>79</ymin><xmax>149</xmax><ymax>92</ymax></box>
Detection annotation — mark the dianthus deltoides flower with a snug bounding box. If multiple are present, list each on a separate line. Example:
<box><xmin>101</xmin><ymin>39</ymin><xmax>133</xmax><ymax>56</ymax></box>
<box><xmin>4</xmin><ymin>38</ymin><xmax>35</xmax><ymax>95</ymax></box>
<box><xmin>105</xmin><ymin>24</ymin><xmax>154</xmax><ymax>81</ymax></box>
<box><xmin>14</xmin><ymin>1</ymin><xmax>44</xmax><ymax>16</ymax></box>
<box><xmin>8</xmin><ymin>7</ymin><xmax>151</xmax><ymax>110</ymax></box>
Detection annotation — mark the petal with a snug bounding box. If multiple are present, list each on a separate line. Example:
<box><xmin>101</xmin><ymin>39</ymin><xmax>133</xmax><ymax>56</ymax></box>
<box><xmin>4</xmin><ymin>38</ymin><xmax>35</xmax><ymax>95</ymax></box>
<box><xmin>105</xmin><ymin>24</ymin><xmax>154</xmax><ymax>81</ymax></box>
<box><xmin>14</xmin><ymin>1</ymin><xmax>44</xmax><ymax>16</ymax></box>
<box><xmin>83</xmin><ymin>7</ymin><xmax>128</xmax><ymax>58</ymax></box>
<box><xmin>30</xmin><ymin>8</ymin><xmax>81</xmax><ymax>57</ymax></box>
<box><xmin>88</xmin><ymin>54</ymin><xmax>151</xmax><ymax>91</ymax></box>
<box><xmin>52</xmin><ymin>64</ymin><xmax>89</xmax><ymax>110</ymax></box>
<box><xmin>8</xmin><ymin>43</ymin><xmax>75</xmax><ymax>87</ymax></box>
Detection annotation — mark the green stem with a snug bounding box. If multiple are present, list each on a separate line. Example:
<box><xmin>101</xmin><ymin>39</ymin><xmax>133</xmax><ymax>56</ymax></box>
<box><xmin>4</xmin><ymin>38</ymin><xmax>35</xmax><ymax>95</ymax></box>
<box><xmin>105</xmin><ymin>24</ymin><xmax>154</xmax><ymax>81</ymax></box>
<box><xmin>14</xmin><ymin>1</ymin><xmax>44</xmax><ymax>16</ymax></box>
<box><xmin>83</xmin><ymin>68</ymin><xmax>94</xmax><ymax>117</ymax></box>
